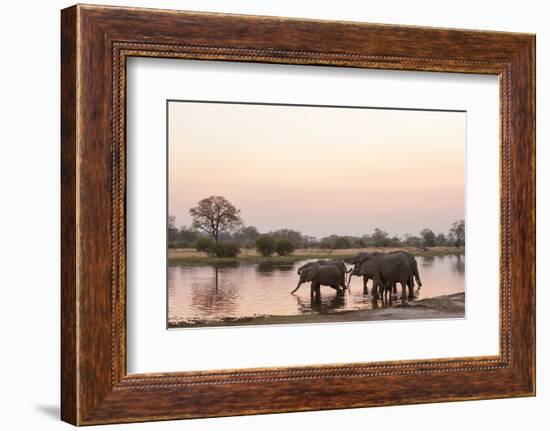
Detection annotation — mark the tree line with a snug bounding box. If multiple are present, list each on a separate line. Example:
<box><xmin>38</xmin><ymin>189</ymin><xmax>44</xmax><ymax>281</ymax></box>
<box><xmin>169</xmin><ymin>195</ymin><xmax>465</xmax><ymax>257</ymax></box>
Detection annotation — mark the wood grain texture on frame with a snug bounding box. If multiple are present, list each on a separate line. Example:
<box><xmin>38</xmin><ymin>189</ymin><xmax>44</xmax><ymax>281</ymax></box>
<box><xmin>61</xmin><ymin>4</ymin><xmax>535</xmax><ymax>425</ymax></box>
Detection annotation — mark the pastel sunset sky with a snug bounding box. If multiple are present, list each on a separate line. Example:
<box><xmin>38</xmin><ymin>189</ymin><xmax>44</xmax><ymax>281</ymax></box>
<box><xmin>168</xmin><ymin>101</ymin><xmax>465</xmax><ymax>238</ymax></box>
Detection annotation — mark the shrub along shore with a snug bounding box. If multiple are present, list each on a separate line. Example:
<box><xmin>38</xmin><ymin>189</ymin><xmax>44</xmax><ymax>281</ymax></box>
<box><xmin>168</xmin><ymin>246</ymin><xmax>465</xmax><ymax>265</ymax></box>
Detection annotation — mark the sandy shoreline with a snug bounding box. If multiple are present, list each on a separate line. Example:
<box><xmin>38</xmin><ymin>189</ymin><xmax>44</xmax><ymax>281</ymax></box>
<box><xmin>168</xmin><ymin>292</ymin><xmax>465</xmax><ymax>329</ymax></box>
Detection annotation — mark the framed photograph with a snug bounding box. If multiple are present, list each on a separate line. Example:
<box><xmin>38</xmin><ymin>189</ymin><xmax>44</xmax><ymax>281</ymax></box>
<box><xmin>164</xmin><ymin>100</ymin><xmax>466</xmax><ymax>329</ymax></box>
<box><xmin>61</xmin><ymin>4</ymin><xmax>535</xmax><ymax>425</ymax></box>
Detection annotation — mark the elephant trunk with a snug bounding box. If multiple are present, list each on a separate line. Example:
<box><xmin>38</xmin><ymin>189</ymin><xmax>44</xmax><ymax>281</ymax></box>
<box><xmin>347</xmin><ymin>271</ymin><xmax>354</xmax><ymax>288</ymax></box>
<box><xmin>291</xmin><ymin>280</ymin><xmax>303</xmax><ymax>294</ymax></box>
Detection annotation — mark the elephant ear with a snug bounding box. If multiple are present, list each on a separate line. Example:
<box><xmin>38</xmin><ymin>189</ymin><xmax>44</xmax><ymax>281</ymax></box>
<box><xmin>304</xmin><ymin>265</ymin><xmax>319</xmax><ymax>282</ymax></box>
<box><xmin>360</xmin><ymin>257</ymin><xmax>375</xmax><ymax>275</ymax></box>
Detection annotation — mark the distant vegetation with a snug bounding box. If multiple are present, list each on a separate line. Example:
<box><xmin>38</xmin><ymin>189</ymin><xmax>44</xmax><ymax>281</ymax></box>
<box><xmin>254</xmin><ymin>235</ymin><xmax>296</xmax><ymax>257</ymax></box>
<box><xmin>168</xmin><ymin>195</ymin><xmax>466</xmax><ymax>257</ymax></box>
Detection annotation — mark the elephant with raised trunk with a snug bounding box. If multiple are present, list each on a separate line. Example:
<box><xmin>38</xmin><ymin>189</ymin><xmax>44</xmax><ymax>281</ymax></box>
<box><xmin>350</xmin><ymin>252</ymin><xmax>421</xmax><ymax>299</ymax></box>
<box><xmin>292</xmin><ymin>260</ymin><xmax>349</xmax><ymax>302</ymax></box>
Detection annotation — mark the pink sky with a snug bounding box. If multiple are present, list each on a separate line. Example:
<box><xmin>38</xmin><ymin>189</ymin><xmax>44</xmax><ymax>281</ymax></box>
<box><xmin>168</xmin><ymin>101</ymin><xmax>465</xmax><ymax>238</ymax></box>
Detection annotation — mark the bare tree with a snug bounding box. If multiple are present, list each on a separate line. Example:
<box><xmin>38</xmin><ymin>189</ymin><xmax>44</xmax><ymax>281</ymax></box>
<box><xmin>189</xmin><ymin>196</ymin><xmax>242</xmax><ymax>243</ymax></box>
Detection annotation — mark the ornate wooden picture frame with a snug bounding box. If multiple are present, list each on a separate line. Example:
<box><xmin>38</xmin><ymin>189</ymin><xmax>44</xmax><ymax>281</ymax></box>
<box><xmin>61</xmin><ymin>4</ymin><xmax>535</xmax><ymax>425</ymax></box>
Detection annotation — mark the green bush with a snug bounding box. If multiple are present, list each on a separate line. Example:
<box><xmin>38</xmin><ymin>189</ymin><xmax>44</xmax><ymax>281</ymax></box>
<box><xmin>334</xmin><ymin>237</ymin><xmax>351</xmax><ymax>249</ymax></box>
<box><xmin>195</xmin><ymin>237</ymin><xmax>215</xmax><ymax>252</ymax></box>
<box><xmin>275</xmin><ymin>239</ymin><xmax>295</xmax><ymax>256</ymax></box>
<box><xmin>208</xmin><ymin>242</ymin><xmax>241</xmax><ymax>258</ymax></box>
<box><xmin>255</xmin><ymin>235</ymin><xmax>277</xmax><ymax>256</ymax></box>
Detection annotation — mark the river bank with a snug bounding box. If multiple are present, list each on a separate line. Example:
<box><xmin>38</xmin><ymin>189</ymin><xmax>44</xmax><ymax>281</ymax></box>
<box><xmin>168</xmin><ymin>246</ymin><xmax>465</xmax><ymax>265</ymax></box>
<box><xmin>168</xmin><ymin>292</ymin><xmax>465</xmax><ymax>328</ymax></box>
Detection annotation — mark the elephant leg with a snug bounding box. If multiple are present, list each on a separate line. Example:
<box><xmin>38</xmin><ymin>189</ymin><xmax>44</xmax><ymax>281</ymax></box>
<box><xmin>407</xmin><ymin>277</ymin><xmax>415</xmax><ymax>298</ymax></box>
<box><xmin>310</xmin><ymin>282</ymin><xmax>318</xmax><ymax>303</ymax></box>
<box><xmin>372</xmin><ymin>282</ymin><xmax>379</xmax><ymax>300</ymax></box>
<box><xmin>400</xmin><ymin>280</ymin><xmax>408</xmax><ymax>298</ymax></box>
<box><xmin>315</xmin><ymin>284</ymin><xmax>322</xmax><ymax>304</ymax></box>
<box><xmin>339</xmin><ymin>275</ymin><xmax>348</xmax><ymax>291</ymax></box>
<box><xmin>331</xmin><ymin>284</ymin><xmax>342</xmax><ymax>296</ymax></box>
<box><xmin>363</xmin><ymin>276</ymin><xmax>368</xmax><ymax>295</ymax></box>
<box><xmin>392</xmin><ymin>283</ymin><xmax>397</xmax><ymax>295</ymax></box>
<box><xmin>381</xmin><ymin>285</ymin><xmax>388</xmax><ymax>304</ymax></box>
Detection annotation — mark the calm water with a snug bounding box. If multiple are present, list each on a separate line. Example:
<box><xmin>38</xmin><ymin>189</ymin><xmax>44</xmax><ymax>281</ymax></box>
<box><xmin>168</xmin><ymin>255</ymin><xmax>465</xmax><ymax>326</ymax></box>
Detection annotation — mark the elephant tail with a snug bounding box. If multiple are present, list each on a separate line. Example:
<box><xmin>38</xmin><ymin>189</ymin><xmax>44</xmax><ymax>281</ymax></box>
<box><xmin>413</xmin><ymin>261</ymin><xmax>422</xmax><ymax>288</ymax></box>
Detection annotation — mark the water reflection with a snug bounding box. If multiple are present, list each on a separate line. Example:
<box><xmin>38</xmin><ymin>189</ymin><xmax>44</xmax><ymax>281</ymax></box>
<box><xmin>452</xmin><ymin>254</ymin><xmax>465</xmax><ymax>274</ymax></box>
<box><xmin>256</xmin><ymin>261</ymin><xmax>295</xmax><ymax>275</ymax></box>
<box><xmin>188</xmin><ymin>267</ymin><xmax>240</xmax><ymax>318</ymax></box>
<box><xmin>421</xmin><ymin>255</ymin><xmax>435</xmax><ymax>267</ymax></box>
<box><xmin>168</xmin><ymin>255</ymin><xmax>465</xmax><ymax>326</ymax></box>
<box><xmin>292</xmin><ymin>291</ymin><xmax>342</xmax><ymax>313</ymax></box>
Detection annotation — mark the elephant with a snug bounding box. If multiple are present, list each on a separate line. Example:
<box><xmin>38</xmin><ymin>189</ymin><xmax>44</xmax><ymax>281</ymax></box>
<box><xmin>345</xmin><ymin>252</ymin><xmax>381</xmax><ymax>293</ymax></box>
<box><xmin>350</xmin><ymin>252</ymin><xmax>420</xmax><ymax>299</ymax></box>
<box><xmin>347</xmin><ymin>251</ymin><xmax>422</xmax><ymax>296</ymax></box>
<box><xmin>345</xmin><ymin>252</ymin><xmax>394</xmax><ymax>294</ymax></box>
<box><xmin>291</xmin><ymin>261</ymin><xmax>349</xmax><ymax>302</ymax></box>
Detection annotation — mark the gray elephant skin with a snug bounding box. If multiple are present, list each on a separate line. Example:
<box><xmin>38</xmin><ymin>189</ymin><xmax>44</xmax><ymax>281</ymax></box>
<box><xmin>350</xmin><ymin>252</ymin><xmax>422</xmax><ymax>299</ymax></box>
<box><xmin>292</xmin><ymin>260</ymin><xmax>349</xmax><ymax>302</ymax></box>
<box><xmin>297</xmin><ymin>259</ymin><xmax>348</xmax><ymax>277</ymax></box>
<box><xmin>346</xmin><ymin>251</ymin><xmax>421</xmax><ymax>294</ymax></box>
<box><xmin>344</xmin><ymin>252</ymin><xmax>380</xmax><ymax>293</ymax></box>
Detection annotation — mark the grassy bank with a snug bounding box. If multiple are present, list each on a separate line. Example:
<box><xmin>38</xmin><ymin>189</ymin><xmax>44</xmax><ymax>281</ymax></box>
<box><xmin>168</xmin><ymin>292</ymin><xmax>465</xmax><ymax>328</ymax></box>
<box><xmin>168</xmin><ymin>246</ymin><xmax>465</xmax><ymax>265</ymax></box>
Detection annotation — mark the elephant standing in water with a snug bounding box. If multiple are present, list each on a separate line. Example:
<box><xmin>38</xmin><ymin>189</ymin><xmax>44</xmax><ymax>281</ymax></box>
<box><xmin>344</xmin><ymin>253</ymin><xmax>372</xmax><ymax>293</ymax></box>
<box><xmin>350</xmin><ymin>252</ymin><xmax>421</xmax><ymax>299</ymax></box>
<box><xmin>292</xmin><ymin>260</ymin><xmax>349</xmax><ymax>303</ymax></box>
<box><xmin>345</xmin><ymin>251</ymin><xmax>408</xmax><ymax>295</ymax></box>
